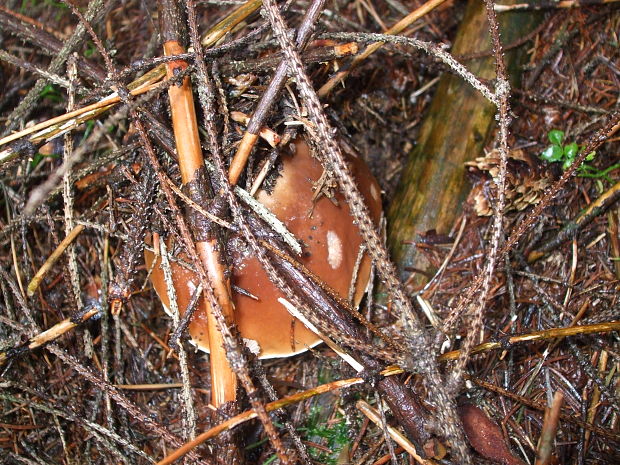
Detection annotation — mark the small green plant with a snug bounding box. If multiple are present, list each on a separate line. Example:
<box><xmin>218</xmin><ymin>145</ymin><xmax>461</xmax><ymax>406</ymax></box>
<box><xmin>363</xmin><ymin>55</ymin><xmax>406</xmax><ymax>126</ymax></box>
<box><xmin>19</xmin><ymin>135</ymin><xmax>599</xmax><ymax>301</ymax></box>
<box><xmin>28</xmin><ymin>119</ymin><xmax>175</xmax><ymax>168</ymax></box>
<box><xmin>84</xmin><ymin>41</ymin><xmax>97</xmax><ymax>58</ymax></box>
<box><xmin>39</xmin><ymin>84</ymin><xmax>63</xmax><ymax>103</ymax></box>
<box><xmin>539</xmin><ymin>129</ymin><xmax>595</xmax><ymax>170</ymax></box>
<box><xmin>539</xmin><ymin>129</ymin><xmax>619</xmax><ymax>182</ymax></box>
<box><xmin>300</xmin><ymin>405</ymin><xmax>351</xmax><ymax>465</ymax></box>
<box><xmin>29</xmin><ymin>152</ymin><xmax>59</xmax><ymax>171</ymax></box>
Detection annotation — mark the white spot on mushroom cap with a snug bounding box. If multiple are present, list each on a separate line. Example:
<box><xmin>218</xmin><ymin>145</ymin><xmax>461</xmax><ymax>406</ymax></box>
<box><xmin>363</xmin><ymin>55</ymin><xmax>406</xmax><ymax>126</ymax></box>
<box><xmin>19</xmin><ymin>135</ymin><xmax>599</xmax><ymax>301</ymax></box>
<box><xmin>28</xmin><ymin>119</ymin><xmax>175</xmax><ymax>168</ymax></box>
<box><xmin>326</xmin><ymin>230</ymin><xmax>343</xmax><ymax>269</ymax></box>
<box><xmin>187</xmin><ymin>280</ymin><xmax>197</xmax><ymax>296</ymax></box>
<box><xmin>370</xmin><ymin>183</ymin><xmax>379</xmax><ymax>201</ymax></box>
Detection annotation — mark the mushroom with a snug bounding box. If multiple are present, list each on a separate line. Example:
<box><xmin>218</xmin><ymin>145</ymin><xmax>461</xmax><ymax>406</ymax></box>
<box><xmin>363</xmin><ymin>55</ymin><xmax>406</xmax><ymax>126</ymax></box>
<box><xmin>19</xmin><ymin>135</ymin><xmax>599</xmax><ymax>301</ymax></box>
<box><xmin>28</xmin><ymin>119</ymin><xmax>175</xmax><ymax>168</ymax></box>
<box><xmin>145</xmin><ymin>137</ymin><xmax>382</xmax><ymax>358</ymax></box>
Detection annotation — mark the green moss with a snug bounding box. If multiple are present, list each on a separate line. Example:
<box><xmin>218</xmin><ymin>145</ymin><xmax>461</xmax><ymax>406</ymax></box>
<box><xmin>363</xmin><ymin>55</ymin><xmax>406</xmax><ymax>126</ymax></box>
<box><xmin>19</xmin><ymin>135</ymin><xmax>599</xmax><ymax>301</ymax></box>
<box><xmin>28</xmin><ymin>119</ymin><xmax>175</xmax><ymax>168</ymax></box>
<box><xmin>300</xmin><ymin>405</ymin><xmax>352</xmax><ymax>465</ymax></box>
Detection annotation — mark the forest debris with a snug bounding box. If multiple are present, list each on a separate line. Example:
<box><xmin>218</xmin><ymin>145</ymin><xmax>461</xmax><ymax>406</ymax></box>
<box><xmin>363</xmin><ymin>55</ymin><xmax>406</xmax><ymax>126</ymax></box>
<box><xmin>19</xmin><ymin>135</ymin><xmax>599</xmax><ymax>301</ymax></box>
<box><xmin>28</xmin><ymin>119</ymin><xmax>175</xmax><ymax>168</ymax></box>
<box><xmin>387</xmin><ymin>0</ymin><xmax>541</xmax><ymax>282</ymax></box>
<box><xmin>356</xmin><ymin>400</ymin><xmax>431</xmax><ymax>464</ymax></box>
<box><xmin>534</xmin><ymin>391</ymin><xmax>564</xmax><ymax>465</ymax></box>
<box><xmin>458</xmin><ymin>403</ymin><xmax>526</xmax><ymax>465</ymax></box>
<box><xmin>466</xmin><ymin>148</ymin><xmax>551</xmax><ymax>216</ymax></box>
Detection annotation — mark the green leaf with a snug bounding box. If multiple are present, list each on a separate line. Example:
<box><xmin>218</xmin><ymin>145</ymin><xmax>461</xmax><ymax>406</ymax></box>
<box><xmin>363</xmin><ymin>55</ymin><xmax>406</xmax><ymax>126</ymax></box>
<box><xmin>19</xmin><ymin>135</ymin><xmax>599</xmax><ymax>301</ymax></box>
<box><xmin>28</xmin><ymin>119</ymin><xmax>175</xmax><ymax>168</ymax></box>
<box><xmin>39</xmin><ymin>84</ymin><xmax>62</xmax><ymax>103</ymax></box>
<box><xmin>83</xmin><ymin>120</ymin><xmax>95</xmax><ymax>139</ymax></box>
<box><xmin>540</xmin><ymin>145</ymin><xmax>563</xmax><ymax>162</ymax></box>
<box><xmin>563</xmin><ymin>142</ymin><xmax>578</xmax><ymax>160</ymax></box>
<box><xmin>562</xmin><ymin>157</ymin><xmax>574</xmax><ymax>170</ymax></box>
<box><xmin>548</xmin><ymin>129</ymin><xmax>564</xmax><ymax>146</ymax></box>
<box><xmin>29</xmin><ymin>153</ymin><xmax>45</xmax><ymax>170</ymax></box>
<box><xmin>585</xmin><ymin>150</ymin><xmax>596</xmax><ymax>161</ymax></box>
<box><xmin>577</xmin><ymin>164</ymin><xmax>596</xmax><ymax>173</ymax></box>
<box><xmin>29</xmin><ymin>152</ymin><xmax>60</xmax><ymax>170</ymax></box>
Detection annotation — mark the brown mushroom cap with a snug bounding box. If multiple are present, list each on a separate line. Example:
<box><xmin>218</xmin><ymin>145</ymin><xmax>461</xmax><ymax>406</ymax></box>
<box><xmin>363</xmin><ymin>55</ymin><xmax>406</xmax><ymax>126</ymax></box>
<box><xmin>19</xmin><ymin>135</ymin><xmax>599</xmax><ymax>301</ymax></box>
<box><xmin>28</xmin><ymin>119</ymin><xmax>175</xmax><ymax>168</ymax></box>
<box><xmin>145</xmin><ymin>137</ymin><xmax>382</xmax><ymax>358</ymax></box>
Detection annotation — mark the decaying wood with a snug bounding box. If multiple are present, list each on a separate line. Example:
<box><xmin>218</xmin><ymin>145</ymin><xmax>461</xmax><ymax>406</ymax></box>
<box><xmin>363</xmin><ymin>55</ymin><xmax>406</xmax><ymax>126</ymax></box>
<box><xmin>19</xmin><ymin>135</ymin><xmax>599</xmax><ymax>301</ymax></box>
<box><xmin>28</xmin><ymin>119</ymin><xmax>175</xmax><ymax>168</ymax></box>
<box><xmin>387</xmin><ymin>0</ymin><xmax>541</xmax><ymax>284</ymax></box>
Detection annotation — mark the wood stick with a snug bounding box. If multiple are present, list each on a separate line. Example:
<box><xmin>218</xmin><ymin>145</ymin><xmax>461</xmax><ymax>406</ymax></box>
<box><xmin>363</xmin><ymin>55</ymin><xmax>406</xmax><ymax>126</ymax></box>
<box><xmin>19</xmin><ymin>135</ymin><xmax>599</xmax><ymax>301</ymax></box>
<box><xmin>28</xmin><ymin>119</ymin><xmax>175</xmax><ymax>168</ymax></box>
<box><xmin>438</xmin><ymin>321</ymin><xmax>620</xmax><ymax>361</ymax></box>
<box><xmin>161</xmin><ymin>23</ymin><xmax>237</xmax><ymax>405</ymax></box>
<box><xmin>387</xmin><ymin>0</ymin><xmax>542</xmax><ymax>285</ymax></box>
<box><xmin>495</xmin><ymin>0</ymin><xmax>620</xmax><ymax>12</ymax></box>
<box><xmin>201</xmin><ymin>0</ymin><xmax>262</xmax><ymax>48</ymax></box>
<box><xmin>527</xmin><ymin>178</ymin><xmax>620</xmax><ymax>262</ymax></box>
<box><xmin>356</xmin><ymin>400</ymin><xmax>431</xmax><ymax>464</ymax></box>
<box><xmin>27</xmin><ymin>224</ymin><xmax>85</xmax><ymax>296</ymax></box>
<box><xmin>230</xmin><ymin>111</ymin><xmax>280</xmax><ymax>147</ymax></box>
<box><xmin>0</xmin><ymin>74</ymin><xmax>163</xmax><ymax>150</ymax></box>
<box><xmin>0</xmin><ymin>306</ymin><xmax>100</xmax><ymax>367</ymax></box>
<box><xmin>0</xmin><ymin>0</ymin><xmax>263</xmax><ymax>162</ymax></box>
<box><xmin>155</xmin><ymin>366</ymin><xmax>404</xmax><ymax>465</ymax></box>
<box><xmin>534</xmin><ymin>391</ymin><xmax>564</xmax><ymax>465</ymax></box>
<box><xmin>154</xmin><ymin>312</ymin><xmax>620</xmax><ymax>465</ymax></box>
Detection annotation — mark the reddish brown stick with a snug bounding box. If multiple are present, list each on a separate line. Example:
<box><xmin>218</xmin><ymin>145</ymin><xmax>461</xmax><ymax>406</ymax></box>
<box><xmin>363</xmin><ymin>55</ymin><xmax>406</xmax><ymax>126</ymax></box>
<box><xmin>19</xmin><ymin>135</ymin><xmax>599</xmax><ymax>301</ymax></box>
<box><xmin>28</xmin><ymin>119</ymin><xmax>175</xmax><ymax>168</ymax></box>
<box><xmin>163</xmin><ymin>39</ymin><xmax>237</xmax><ymax>406</ymax></box>
<box><xmin>535</xmin><ymin>392</ymin><xmax>564</xmax><ymax>465</ymax></box>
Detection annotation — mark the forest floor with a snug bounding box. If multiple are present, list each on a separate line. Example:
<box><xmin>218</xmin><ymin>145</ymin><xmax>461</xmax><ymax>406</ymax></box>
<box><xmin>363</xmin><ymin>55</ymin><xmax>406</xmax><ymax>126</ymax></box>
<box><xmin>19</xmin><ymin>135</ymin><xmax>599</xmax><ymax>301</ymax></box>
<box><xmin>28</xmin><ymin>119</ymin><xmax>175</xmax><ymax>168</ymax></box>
<box><xmin>0</xmin><ymin>0</ymin><xmax>619</xmax><ymax>464</ymax></box>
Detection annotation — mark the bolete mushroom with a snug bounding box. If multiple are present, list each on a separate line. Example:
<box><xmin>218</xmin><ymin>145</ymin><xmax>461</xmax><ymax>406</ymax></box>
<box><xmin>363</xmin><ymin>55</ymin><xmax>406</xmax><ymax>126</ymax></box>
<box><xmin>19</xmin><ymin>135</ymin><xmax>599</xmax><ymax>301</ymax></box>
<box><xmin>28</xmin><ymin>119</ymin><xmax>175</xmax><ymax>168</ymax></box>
<box><xmin>145</xmin><ymin>137</ymin><xmax>382</xmax><ymax>358</ymax></box>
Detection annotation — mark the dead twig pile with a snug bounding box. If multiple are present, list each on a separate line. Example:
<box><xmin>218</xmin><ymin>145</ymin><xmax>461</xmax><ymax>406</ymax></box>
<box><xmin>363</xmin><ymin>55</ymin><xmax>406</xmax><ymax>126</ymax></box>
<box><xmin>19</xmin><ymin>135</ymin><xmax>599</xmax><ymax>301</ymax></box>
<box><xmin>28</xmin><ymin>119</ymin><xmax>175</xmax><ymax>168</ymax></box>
<box><xmin>0</xmin><ymin>0</ymin><xmax>619</xmax><ymax>464</ymax></box>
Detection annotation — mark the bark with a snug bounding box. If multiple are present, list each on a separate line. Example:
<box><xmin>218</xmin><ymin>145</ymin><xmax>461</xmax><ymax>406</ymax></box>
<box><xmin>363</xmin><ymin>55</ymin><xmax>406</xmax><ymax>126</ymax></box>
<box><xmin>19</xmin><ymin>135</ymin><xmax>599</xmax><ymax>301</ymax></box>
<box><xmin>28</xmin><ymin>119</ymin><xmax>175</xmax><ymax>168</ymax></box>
<box><xmin>387</xmin><ymin>0</ymin><xmax>541</xmax><ymax>284</ymax></box>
